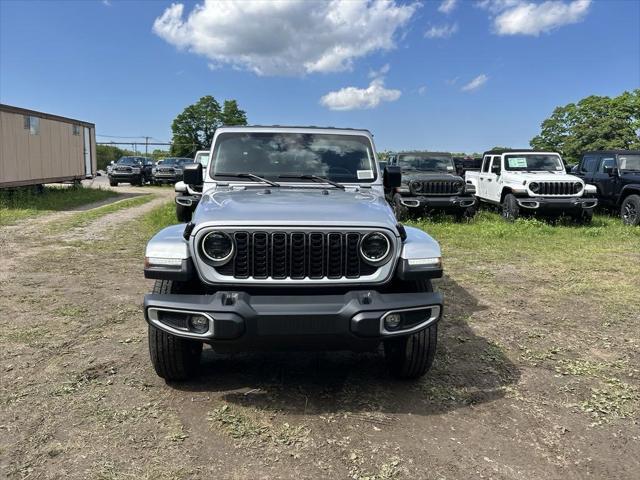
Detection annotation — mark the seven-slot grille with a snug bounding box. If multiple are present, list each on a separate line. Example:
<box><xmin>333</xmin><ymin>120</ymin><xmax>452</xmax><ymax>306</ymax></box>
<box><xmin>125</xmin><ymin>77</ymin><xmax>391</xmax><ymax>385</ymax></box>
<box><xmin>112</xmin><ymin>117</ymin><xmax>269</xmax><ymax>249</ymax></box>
<box><xmin>535</xmin><ymin>182</ymin><xmax>581</xmax><ymax>195</ymax></box>
<box><xmin>411</xmin><ymin>180</ymin><xmax>463</xmax><ymax>195</ymax></box>
<box><xmin>157</xmin><ymin>167</ymin><xmax>176</xmax><ymax>174</ymax></box>
<box><xmin>212</xmin><ymin>231</ymin><xmax>379</xmax><ymax>280</ymax></box>
<box><xmin>116</xmin><ymin>166</ymin><xmax>132</xmax><ymax>172</ymax></box>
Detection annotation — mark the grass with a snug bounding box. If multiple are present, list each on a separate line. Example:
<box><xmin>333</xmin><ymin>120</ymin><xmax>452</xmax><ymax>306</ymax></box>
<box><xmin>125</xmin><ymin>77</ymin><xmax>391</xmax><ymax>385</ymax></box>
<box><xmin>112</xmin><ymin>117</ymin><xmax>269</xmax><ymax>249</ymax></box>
<box><xmin>48</xmin><ymin>194</ymin><xmax>156</xmax><ymax>233</ymax></box>
<box><xmin>0</xmin><ymin>185</ymin><xmax>118</xmax><ymax>226</ymax></box>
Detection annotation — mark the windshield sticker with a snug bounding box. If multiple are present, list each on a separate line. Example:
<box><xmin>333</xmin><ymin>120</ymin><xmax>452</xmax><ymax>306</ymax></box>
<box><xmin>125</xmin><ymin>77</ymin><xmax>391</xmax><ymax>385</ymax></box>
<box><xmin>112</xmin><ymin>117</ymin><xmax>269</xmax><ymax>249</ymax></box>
<box><xmin>446</xmin><ymin>165</ymin><xmax>454</xmax><ymax>171</ymax></box>
<box><xmin>357</xmin><ymin>169</ymin><xmax>374</xmax><ymax>180</ymax></box>
<box><xmin>508</xmin><ymin>157</ymin><xmax>528</xmax><ymax>168</ymax></box>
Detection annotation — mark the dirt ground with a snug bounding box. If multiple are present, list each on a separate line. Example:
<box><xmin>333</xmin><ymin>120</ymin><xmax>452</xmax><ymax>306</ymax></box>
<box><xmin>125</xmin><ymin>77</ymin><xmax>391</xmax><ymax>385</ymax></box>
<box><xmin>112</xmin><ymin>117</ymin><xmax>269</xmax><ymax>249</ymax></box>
<box><xmin>1</xmin><ymin>183</ymin><xmax>638</xmax><ymax>479</ymax></box>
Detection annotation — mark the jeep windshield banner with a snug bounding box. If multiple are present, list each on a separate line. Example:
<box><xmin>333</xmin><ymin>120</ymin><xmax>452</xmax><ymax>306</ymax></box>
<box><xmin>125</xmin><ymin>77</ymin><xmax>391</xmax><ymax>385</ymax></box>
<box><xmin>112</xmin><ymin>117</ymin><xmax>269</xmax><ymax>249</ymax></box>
<box><xmin>211</xmin><ymin>132</ymin><xmax>376</xmax><ymax>183</ymax></box>
<box><xmin>504</xmin><ymin>154</ymin><xmax>564</xmax><ymax>172</ymax></box>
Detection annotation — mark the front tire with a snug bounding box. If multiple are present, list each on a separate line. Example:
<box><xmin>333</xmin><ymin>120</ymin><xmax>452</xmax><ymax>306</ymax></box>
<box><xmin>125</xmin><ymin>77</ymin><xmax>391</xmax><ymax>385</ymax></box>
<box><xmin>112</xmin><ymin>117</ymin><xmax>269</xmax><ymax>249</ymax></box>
<box><xmin>148</xmin><ymin>280</ymin><xmax>203</xmax><ymax>381</ymax></box>
<box><xmin>109</xmin><ymin>179</ymin><xmax>118</xmax><ymax>187</ymax></box>
<box><xmin>621</xmin><ymin>194</ymin><xmax>640</xmax><ymax>226</ymax></box>
<box><xmin>384</xmin><ymin>279</ymin><xmax>438</xmax><ymax>379</ymax></box>
<box><xmin>501</xmin><ymin>193</ymin><xmax>520</xmax><ymax>222</ymax></box>
<box><xmin>572</xmin><ymin>209</ymin><xmax>593</xmax><ymax>225</ymax></box>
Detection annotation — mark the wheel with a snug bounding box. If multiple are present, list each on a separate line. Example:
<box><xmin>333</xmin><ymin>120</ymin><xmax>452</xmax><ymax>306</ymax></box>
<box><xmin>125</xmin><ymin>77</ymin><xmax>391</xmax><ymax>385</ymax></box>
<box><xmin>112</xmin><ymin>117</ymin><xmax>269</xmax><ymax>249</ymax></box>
<box><xmin>175</xmin><ymin>203</ymin><xmax>193</xmax><ymax>223</ymax></box>
<box><xmin>392</xmin><ymin>193</ymin><xmax>409</xmax><ymax>221</ymax></box>
<box><xmin>501</xmin><ymin>193</ymin><xmax>520</xmax><ymax>222</ymax></box>
<box><xmin>621</xmin><ymin>194</ymin><xmax>640</xmax><ymax>226</ymax></box>
<box><xmin>109</xmin><ymin>179</ymin><xmax>118</xmax><ymax>187</ymax></box>
<box><xmin>384</xmin><ymin>279</ymin><xmax>438</xmax><ymax>379</ymax></box>
<box><xmin>148</xmin><ymin>280</ymin><xmax>203</xmax><ymax>381</ymax></box>
<box><xmin>454</xmin><ymin>205</ymin><xmax>477</xmax><ymax>222</ymax></box>
<box><xmin>572</xmin><ymin>209</ymin><xmax>593</xmax><ymax>225</ymax></box>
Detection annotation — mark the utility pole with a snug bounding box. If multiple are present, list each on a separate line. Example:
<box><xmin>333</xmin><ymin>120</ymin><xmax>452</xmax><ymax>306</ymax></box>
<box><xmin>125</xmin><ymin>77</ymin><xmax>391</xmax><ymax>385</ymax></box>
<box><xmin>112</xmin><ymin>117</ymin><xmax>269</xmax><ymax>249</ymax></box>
<box><xmin>145</xmin><ymin>136</ymin><xmax>149</xmax><ymax>156</ymax></box>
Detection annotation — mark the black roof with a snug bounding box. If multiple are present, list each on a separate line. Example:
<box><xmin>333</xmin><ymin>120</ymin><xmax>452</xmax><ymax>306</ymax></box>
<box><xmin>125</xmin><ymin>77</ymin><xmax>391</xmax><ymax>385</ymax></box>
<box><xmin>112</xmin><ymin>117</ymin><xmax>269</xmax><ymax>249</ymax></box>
<box><xmin>582</xmin><ymin>150</ymin><xmax>640</xmax><ymax>155</ymax></box>
<box><xmin>393</xmin><ymin>151</ymin><xmax>453</xmax><ymax>157</ymax></box>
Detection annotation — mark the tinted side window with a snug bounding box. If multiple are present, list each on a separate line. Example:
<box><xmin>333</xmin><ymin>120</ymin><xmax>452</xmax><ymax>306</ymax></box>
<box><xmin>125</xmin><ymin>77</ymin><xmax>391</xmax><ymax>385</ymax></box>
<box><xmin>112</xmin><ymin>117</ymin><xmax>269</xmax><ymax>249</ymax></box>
<box><xmin>581</xmin><ymin>155</ymin><xmax>598</xmax><ymax>172</ymax></box>
<box><xmin>491</xmin><ymin>156</ymin><xmax>502</xmax><ymax>174</ymax></box>
<box><xmin>599</xmin><ymin>157</ymin><xmax>616</xmax><ymax>172</ymax></box>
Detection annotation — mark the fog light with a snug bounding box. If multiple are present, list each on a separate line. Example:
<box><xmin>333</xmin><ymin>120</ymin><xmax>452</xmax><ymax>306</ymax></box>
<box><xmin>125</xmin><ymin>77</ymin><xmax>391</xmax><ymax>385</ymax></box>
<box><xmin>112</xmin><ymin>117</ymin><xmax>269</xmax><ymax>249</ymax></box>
<box><xmin>188</xmin><ymin>314</ymin><xmax>209</xmax><ymax>334</ymax></box>
<box><xmin>384</xmin><ymin>313</ymin><xmax>402</xmax><ymax>330</ymax></box>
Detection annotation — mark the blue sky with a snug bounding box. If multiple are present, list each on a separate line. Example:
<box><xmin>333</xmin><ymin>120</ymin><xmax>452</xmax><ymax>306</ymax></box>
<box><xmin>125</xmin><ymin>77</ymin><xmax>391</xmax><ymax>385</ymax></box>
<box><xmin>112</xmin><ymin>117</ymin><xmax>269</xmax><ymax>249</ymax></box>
<box><xmin>1</xmin><ymin>0</ymin><xmax>638</xmax><ymax>153</ymax></box>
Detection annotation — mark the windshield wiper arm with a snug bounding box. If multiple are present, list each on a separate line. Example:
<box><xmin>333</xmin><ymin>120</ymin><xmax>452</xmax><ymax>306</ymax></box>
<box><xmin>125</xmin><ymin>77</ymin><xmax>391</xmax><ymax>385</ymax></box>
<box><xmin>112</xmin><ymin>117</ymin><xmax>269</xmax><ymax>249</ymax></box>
<box><xmin>278</xmin><ymin>174</ymin><xmax>345</xmax><ymax>190</ymax></box>
<box><xmin>217</xmin><ymin>172</ymin><xmax>280</xmax><ymax>187</ymax></box>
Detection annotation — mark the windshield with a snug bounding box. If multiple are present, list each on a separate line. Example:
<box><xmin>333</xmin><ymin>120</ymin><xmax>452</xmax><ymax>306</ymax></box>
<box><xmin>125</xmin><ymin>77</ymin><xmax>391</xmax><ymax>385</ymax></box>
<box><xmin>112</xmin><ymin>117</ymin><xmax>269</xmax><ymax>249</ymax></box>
<box><xmin>619</xmin><ymin>154</ymin><xmax>640</xmax><ymax>171</ymax></box>
<box><xmin>161</xmin><ymin>158</ymin><xmax>190</xmax><ymax>166</ymax></box>
<box><xmin>397</xmin><ymin>154</ymin><xmax>455</xmax><ymax>173</ymax></box>
<box><xmin>195</xmin><ymin>152</ymin><xmax>210</xmax><ymax>167</ymax></box>
<box><xmin>504</xmin><ymin>154</ymin><xmax>564</xmax><ymax>172</ymax></box>
<box><xmin>211</xmin><ymin>132</ymin><xmax>376</xmax><ymax>183</ymax></box>
<box><xmin>117</xmin><ymin>157</ymin><xmax>141</xmax><ymax>165</ymax></box>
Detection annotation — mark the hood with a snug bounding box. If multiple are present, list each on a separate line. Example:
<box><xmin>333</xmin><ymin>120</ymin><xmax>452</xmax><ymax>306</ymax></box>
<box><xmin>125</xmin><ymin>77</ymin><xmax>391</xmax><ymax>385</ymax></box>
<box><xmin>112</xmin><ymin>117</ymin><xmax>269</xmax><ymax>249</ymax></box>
<box><xmin>192</xmin><ymin>187</ymin><xmax>398</xmax><ymax>231</ymax></box>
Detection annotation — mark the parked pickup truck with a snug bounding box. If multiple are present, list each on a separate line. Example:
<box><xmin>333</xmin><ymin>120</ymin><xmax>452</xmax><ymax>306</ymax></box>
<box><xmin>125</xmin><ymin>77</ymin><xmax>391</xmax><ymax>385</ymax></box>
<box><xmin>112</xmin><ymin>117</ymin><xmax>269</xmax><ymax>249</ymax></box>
<box><xmin>466</xmin><ymin>149</ymin><xmax>597</xmax><ymax>223</ymax></box>
<box><xmin>174</xmin><ymin>150</ymin><xmax>210</xmax><ymax>222</ymax></box>
<box><xmin>151</xmin><ymin>157</ymin><xmax>191</xmax><ymax>185</ymax></box>
<box><xmin>108</xmin><ymin>156</ymin><xmax>153</xmax><ymax>186</ymax></box>
<box><xmin>574</xmin><ymin>150</ymin><xmax>640</xmax><ymax>226</ymax></box>
<box><xmin>387</xmin><ymin>152</ymin><xmax>477</xmax><ymax>221</ymax></box>
<box><xmin>143</xmin><ymin>126</ymin><xmax>444</xmax><ymax>381</ymax></box>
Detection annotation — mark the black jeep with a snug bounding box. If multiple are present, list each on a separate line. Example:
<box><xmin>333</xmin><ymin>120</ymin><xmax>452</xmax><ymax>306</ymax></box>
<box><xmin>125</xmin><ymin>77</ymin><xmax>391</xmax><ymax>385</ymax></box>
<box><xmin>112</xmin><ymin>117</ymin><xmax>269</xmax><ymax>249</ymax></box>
<box><xmin>108</xmin><ymin>156</ymin><xmax>151</xmax><ymax>186</ymax></box>
<box><xmin>387</xmin><ymin>151</ymin><xmax>477</xmax><ymax>221</ymax></box>
<box><xmin>574</xmin><ymin>150</ymin><xmax>640</xmax><ymax>226</ymax></box>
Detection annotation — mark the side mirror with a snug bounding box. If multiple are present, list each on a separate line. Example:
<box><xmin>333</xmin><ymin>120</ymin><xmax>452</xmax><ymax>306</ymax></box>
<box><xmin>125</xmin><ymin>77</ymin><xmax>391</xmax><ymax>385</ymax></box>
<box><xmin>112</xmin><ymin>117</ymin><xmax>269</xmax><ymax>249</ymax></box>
<box><xmin>183</xmin><ymin>163</ymin><xmax>203</xmax><ymax>186</ymax></box>
<box><xmin>383</xmin><ymin>166</ymin><xmax>401</xmax><ymax>189</ymax></box>
<box><xmin>110</xmin><ymin>161</ymin><xmax>115</xmax><ymax>165</ymax></box>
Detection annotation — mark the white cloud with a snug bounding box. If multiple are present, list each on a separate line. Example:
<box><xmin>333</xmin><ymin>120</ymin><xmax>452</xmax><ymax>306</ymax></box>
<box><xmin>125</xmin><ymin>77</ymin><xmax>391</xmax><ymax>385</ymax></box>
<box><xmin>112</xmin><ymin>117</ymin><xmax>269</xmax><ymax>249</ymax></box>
<box><xmin>102</xmin><ymin>0</ymin><xmax>111</xmax><ymax>6</ymax></box>
<box><xmin>478</xmin><ymin>0</ymin><xmax>591</xmax><ymax>36</ymax></box>
<box><xmin>320</xmin><ymin>78</ymin><xmax>401</xmax><ymax>110</ymax></box>
<box><xmin>438</xmin><ymin>0</ymin><xmax>458</xmax><ymax>14</ymax></box>
<box><xmin>418</xmin><ymin>85</ymin><xmax>427</xmax><ymax>96</ymax></box>
<box><xmin>368</xmin><ymin>63</ymin><xmax>391</xmax><ymax>79</ymax></box>
<box><xmin>153</xmin><ymin>0</ymin><xmax>418</xmax><ymax>76</ymax></box>
<box><xmin>461</xmin><ymin>74</ymin><xmax>488</xmax><ymax>92</ymax></box>
<box><xmin>425</xmin><ymin>23</ymin><xmax>459</xmax><ymax>39</ymax></box>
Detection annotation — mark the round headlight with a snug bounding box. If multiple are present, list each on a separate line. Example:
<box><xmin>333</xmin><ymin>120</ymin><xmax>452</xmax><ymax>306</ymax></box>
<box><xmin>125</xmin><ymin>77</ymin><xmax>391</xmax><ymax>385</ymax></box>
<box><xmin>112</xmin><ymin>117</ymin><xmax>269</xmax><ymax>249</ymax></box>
<box><xmin>454</xmin><ymin>181</ymin><xmax>464</xmax><ymax>191</ymax></box>
<box><xmin>529</xmin><ymin>182</ymin><xmax>540</xmax><ymax>193</ymax></box>
<box><xmin>574</xmin><ymin>182</ymin><xmax>583</xmax><ymax>192</ymax></box>
<box><xmin>411</xmin><ymin>181</ymin><xmax>423</xmax><ymax>193</ymax></box>
<box><xmin>201</xmin><ymin>231</ymin><xmax>234</xmax><ymax>264</ymax></box>
<box><xmin>359</xmin><ymin>232</ymin><xmax>391</xmax><ymax>265</ymax></box>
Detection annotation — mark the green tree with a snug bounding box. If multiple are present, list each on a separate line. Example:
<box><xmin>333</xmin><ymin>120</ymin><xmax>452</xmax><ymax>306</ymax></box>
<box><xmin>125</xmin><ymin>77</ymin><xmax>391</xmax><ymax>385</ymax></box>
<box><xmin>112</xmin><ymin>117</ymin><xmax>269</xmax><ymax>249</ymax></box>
<box><xmin>96</xmin><ymin>144</ymin><xmax>125</xmax><ymax>171</ymax></box>
<box><xmin>531</xmin><ymin>89</ymin><xmax>640</xmax><ymax>163</ymax></box>
<box><xmin>221</xmin><ymin>100</ymin><xmax>248</xmax><ymax>125</ymax></box>
<box><xmin>170</xmin><ymin>95</ymin><xmax>248</xmax><ymax>157</ymax></box>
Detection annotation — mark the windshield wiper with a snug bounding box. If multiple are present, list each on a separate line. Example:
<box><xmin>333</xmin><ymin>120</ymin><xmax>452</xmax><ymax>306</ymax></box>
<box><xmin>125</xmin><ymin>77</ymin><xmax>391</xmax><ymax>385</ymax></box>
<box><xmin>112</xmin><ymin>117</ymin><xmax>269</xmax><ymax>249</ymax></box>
<box><xmin>216</xmin><ymin>172</ymin><xmax>280</xmax><ymax>187</ymax></box>
<box><xmin>278</xmin><ymin>174</ymin><xmax>345</xmax><ymax>190</ymax></box>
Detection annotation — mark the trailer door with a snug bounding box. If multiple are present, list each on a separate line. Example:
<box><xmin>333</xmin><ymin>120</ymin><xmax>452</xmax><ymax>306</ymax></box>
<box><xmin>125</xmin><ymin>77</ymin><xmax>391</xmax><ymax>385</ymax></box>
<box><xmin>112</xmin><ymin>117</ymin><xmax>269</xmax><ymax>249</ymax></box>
<box><xmin>83</xmin><ymin>127</ymin><xmax>92</xmax><ymax>177</ymax></box>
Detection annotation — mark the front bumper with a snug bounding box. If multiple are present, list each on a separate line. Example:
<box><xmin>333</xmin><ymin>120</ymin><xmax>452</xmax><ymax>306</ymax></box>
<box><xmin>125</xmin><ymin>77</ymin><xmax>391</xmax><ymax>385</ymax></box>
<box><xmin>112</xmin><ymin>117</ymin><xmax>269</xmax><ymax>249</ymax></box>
<box><xmin>399</xmin><ymin>195</ymin><xmax>477</xmax><ymax>210</ymax></box>
<box><xmin>109</xmin><ymin>173</ymin><xmax>142</xmax><ymax>182</ymax></box>
<box><xmin>516</xmin><ymin>196</ymin><xmax>598</xmax><ymax>211</ymax></box>
<box><xmin>143</xmin><ymin>289</ymin><xmax>443</xmax><ymax>351</ymax></box>
<box><xmin>153</xmin><ymin>174</ymin><xmax>183</xmax><ymax>183</ymax></box>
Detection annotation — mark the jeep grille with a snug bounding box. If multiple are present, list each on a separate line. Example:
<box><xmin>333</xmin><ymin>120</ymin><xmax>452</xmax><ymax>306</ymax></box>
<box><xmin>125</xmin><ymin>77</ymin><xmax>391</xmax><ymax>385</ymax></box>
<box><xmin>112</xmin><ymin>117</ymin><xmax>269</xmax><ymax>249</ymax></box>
<box><xmin>212</xmin><ymin>231</ymin><xmax>378</xmax><ymax>280</ymax></box>
<box><xmin>410</xmin><ymin>180</ymin><xmax>463</xmax><ymax>195</ymax></box>
<box><xmin>536</xmin><ymin>182</ymin><xmax>580</xmax><ymax>195</ymax></box>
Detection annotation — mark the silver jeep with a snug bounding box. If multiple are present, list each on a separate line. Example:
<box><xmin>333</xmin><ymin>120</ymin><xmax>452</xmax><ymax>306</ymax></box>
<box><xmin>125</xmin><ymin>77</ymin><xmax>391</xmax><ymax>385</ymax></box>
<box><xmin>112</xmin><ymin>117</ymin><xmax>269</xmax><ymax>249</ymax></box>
<box><xmin>143</xmin><ymin>126</ymin><xmax>444</xmax><ymax>380</ymax></box>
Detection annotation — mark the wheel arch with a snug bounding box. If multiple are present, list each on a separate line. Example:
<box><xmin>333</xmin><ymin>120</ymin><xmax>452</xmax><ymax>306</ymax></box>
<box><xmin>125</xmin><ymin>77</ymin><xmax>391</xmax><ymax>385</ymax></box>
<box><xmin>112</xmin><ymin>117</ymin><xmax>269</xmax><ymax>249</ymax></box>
<box><xmin>618</xmin><ymin>184</ymin><xmax>640</xmax><ymax>205</ymax></box>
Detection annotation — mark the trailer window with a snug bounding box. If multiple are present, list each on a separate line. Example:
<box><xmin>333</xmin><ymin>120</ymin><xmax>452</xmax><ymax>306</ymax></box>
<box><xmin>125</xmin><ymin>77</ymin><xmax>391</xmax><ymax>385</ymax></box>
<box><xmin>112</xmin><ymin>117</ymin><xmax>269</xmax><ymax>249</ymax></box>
<box><xmin>23</xmin><ymin>116</ymin><xmax>40</xmax><ymax>135</ymax></box>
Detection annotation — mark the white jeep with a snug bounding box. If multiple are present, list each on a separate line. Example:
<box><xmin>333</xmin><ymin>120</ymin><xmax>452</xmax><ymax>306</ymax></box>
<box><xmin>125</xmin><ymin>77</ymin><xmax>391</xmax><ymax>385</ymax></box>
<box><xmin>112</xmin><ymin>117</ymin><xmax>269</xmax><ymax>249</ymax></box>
<box><xmin>466</xmin><ymin>149</ymin><xmax>598</xmax><ymax>222</ymax></box>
